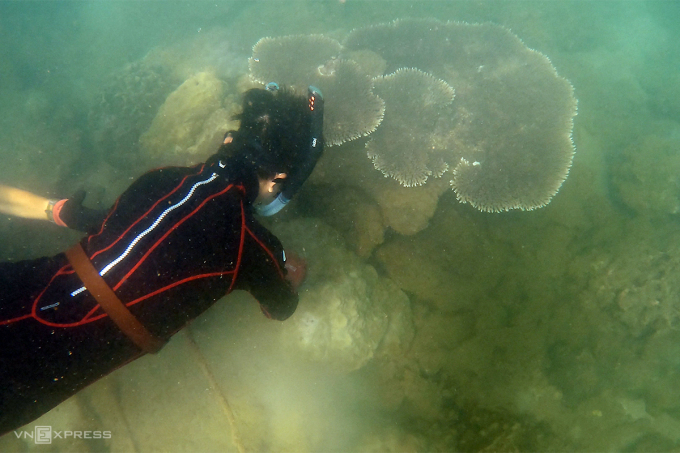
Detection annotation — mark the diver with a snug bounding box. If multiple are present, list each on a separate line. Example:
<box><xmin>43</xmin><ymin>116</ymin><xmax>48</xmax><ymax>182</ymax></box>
<box><xmin>0</xmin><ymin>84</ymin><xmax>324</xmax><ymax>436</ymax></box>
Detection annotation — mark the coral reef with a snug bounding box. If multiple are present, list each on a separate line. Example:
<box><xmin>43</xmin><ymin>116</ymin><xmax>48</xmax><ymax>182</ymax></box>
<box><xmin>374</xmin><ymin>199</ymin><xmax>513</xmax><ymax>311</ymax></box>
<box><xmin>269</xmin><ymin>218</ymin><xmax>414</xmax><ymax>373</ymax></box>
<box><xmin>87</xmin><ymin>28</ymin><xmax>249</xmax><ymax>171</ymax></box>
<box><xmin>580</xmin><ymin>217</ymin><xmax>680</xmax><ymax>338</ymax></box>
<box><xmin>346</xmin><ymin>18</ymin><xmax>578</xmax><ymax>212</ymax></box>
<box><xmin>307</xmin><ymin>138</ymin><xmax>449</xmax><ymax>237</ymax></box>
<box><xmin>249</xmin><ymin>34</ymin><xmax>342</xmax><ymax>85</ymax></box>
<box><xmin>140</xmin><ymin>71</ymin><xmax>238</xmax><ymax>166</ymax></box>
<box><xmin>87</xmin><ymin>58</ymin><xmax>177</xmax><ymax>169</ymax></box>
<box><xmin>250</xmin><ymin>35</ymin><xmax>385</xmax><ymax>146</ymax></box>
<box><xmin>610</xmin><ymin>134</ymin><xmax>680</xmax><ymax>217</ymax></box>
<box><xmin>311</xmin><ymin>59</ymin><xmax>385</xmax><ymax>146</ymax></box>
<box><xmin>368</xmin><ymin>68</ymin><xmax>455</xmax><ymax>187</ymax></box>
<box><xmin>295</xmin><ymin>185</ymin><xmax>385</xmax><ymax>258</ymax></box>
<box><xmin>355</xmin><ymin>427</ymin><xmax>427</xmax><ymax>452</ymax></box>
<box><xmin>248</xmin><ymin>18</ymin><xmax>577</xmax><ymax>239</ymax></box>
<box><xmin>282</xmin><ymin>266</ymin><xmax>403</xmax><ymax>373</ymax></box>
<box><xmin>6</xmin><ymin>3</ymin><xmax>680</xmax><ymax>452</ymax></box>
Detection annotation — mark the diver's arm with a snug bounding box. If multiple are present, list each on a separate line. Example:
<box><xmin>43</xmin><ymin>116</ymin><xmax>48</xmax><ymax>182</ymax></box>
<box><xmin>0</xmin><ymin>184</ymin><xmax>107</xmax><ymax>232</ymax></box>
<box><xmin>51</xmin><ymin>190</ymin><xmax>108</xmax><ymax>233</ymax></box>
<box><xmin>250</xmin><ymin>252</ymin><xmax>306</xmax><ymax>320</ymax></box>
<box><xmin>0</xmin><ymin>184</ymin><xmax>52</xmax><ymax>221</ymax></box>
<box><xmin>248</xmin><ymin>248</ymin><xmax>306</xmax><ymax>321</ymax></box>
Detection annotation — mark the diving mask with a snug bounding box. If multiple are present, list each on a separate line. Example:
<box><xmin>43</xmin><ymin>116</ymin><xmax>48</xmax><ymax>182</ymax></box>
<box><xmin>257</xmin><ymin>85</ymin><xmax>324</xmax><ymax>216</ymax></box>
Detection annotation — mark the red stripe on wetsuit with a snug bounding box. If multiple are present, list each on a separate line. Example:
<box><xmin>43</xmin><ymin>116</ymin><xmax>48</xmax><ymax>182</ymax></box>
<box><xmin>1</xmin><ymin>164</ymin><xmax>285</xmax><ymax>328</ymax></box>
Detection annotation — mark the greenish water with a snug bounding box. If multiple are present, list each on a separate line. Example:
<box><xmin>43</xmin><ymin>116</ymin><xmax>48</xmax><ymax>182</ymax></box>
<box><xmin>1</xmin><ymin>1</ymin><xmax>680</xmax><ymax>451</ymax></box>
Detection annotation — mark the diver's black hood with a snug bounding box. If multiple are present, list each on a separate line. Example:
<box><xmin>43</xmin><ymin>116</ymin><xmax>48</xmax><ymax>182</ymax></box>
<box><xmin>208</xmin><ymin>86</ymin><xmax>324</xmax><ymax>214</ymax></box>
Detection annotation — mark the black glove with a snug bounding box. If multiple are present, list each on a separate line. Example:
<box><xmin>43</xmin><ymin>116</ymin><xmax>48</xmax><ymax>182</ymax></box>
<box><xmin>57</xmin><ymin>190</ymin><xmax>108</xmax><ymax>233</ymax></box>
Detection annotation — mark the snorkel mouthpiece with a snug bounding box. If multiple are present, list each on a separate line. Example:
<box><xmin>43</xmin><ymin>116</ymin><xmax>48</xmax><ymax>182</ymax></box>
<box><xmin>257</xmin><ymin>85</ymin><xmax>324</xmax><ymax>216</ymax></box>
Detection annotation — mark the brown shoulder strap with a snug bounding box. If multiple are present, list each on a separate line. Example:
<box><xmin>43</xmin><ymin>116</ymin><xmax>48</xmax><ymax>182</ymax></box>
<box><xmin>65</xmin><ymin>243</ymin><xmax>165</xmax><ymax>354</ymax></box>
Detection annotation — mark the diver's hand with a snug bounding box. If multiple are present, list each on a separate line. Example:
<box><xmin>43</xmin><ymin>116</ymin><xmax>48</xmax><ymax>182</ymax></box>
<box><xmin>284</xmin><ymin>251</ymin><xmax>306</xmax><ymax>292</ymax></box>
<box><xmin>55</xmin><ymin>190</ymin><xmax>107</xmax><ymax>232</ymax></box>
<box><xmin>52</xmin><ymin>189</ymin><xmax>86</xmax><ymax>226</ymax></box>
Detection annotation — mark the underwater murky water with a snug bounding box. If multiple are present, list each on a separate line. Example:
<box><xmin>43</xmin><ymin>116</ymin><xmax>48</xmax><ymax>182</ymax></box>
<box><xmin>1</xmin><ymin>1</ymin><xmax>680</xmax><ymax>451</ymax></box>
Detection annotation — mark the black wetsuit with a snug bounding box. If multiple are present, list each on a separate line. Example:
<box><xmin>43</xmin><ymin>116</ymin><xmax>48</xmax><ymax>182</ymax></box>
<box><xmin>0</xmin><ymin>152</ymin><xmax>297</xmax><ymax>435</ymax></box>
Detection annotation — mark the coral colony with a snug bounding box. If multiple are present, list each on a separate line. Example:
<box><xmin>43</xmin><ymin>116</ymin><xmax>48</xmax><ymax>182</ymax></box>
<box><xmin>249</xmin><ymin>19</ymin><xmax>577</xmax><ymax>212</ymax></box>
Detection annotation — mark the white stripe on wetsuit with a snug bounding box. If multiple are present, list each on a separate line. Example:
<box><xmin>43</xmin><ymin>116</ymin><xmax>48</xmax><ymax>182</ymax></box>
<box><xmin>69</xmin><ymin>173</ymin><xmax>218</xmax><ymax>297</ymax></box>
